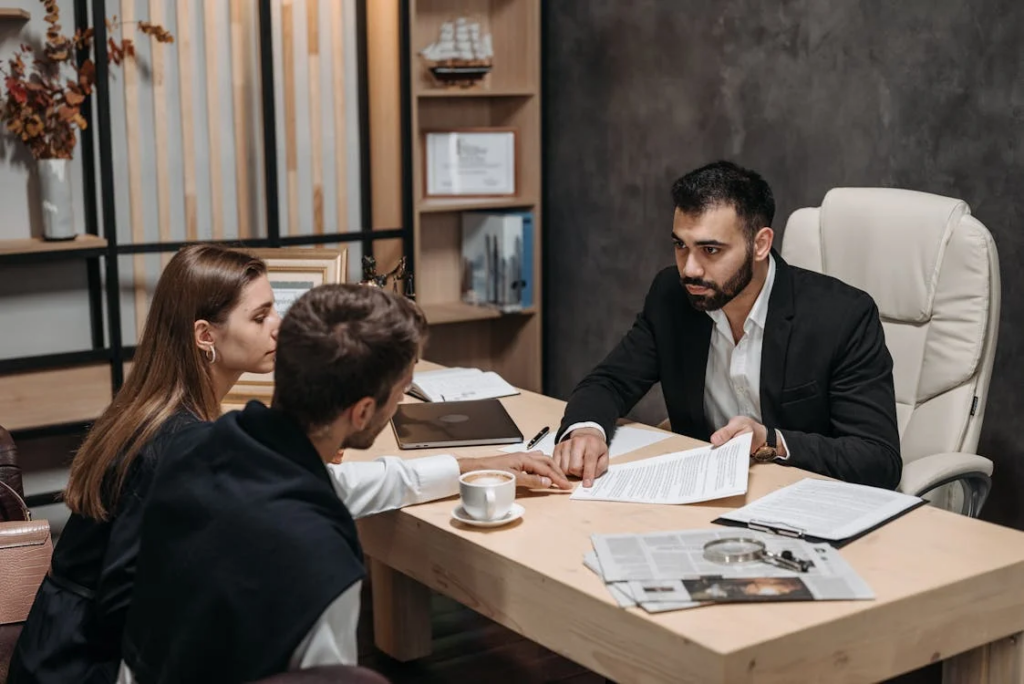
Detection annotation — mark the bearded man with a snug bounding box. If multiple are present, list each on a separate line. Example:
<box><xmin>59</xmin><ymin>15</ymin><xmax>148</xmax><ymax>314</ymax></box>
<box><xmin>554</xmin><ymin>161</ymin><xmax>901</xmax><ymax>490</ymax></box>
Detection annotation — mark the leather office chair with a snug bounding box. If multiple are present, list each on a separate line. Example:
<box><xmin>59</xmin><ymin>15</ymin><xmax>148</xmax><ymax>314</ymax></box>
<box><xmin>781</xmin><ymin>188</ymin><xmax>1000</xmax><ymax>516</ymax></box>
<box><xmin>251</xmin><ymin>665</ymin><xmax>391</xmax><ymax>684</ymax></box>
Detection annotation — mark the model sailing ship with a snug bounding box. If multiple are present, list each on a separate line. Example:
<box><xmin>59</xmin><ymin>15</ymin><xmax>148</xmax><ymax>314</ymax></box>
<box><xmin>420</xmin><ymin>17</ymin><xmax>494</xmax><ymax>87</ymax></box>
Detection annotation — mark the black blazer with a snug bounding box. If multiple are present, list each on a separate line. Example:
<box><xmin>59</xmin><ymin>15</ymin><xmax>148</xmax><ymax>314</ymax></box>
<box><xmin>557</xmin><ymin>253</ymin><xmax>902</xmax><ymax>490</ymax></box>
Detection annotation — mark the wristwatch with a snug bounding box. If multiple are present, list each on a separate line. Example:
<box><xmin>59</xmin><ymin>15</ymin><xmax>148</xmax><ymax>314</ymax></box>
<box><xmin>751</xmin><ymin>427</ymin><xmax>778</xmax><ymax>463</ymax></box>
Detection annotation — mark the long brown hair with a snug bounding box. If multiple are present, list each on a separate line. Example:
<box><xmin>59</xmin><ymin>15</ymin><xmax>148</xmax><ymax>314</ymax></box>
<box><xmin>64</xmin><ymin>245</ymin><xmax>266</xmax><ymax>520</ymax></box>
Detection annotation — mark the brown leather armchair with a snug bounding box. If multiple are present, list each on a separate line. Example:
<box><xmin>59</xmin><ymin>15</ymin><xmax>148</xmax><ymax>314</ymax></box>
<box><xmin>0</xmin><ymin>424</ymin><xmax>25</xmax><ymax>684</ymax></box>
<box><xmin>251</xmin><ymin>665</ymin><xmax>391</xmax><ymax>684</ymax></box>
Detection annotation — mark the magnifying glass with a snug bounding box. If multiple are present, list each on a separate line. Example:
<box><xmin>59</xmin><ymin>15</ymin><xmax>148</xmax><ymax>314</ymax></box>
<box><xmin>702</xmin><ymin>537</ymin><xmax>813</xmax><ymax>573</ymax></box>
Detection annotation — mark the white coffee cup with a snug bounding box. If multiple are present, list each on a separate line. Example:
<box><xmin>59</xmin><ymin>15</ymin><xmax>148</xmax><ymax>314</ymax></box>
<box><xmin>459</xmin><ymin>470</ymin><xmax>516</xmax><ymax>521</ymax></box>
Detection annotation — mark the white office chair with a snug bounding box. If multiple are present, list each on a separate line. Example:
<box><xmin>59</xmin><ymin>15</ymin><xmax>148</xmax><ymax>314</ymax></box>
<box><xmin>782</xmin><ymin>188</ymin><xmax>1000</xmax><ymax>516</ymax></box>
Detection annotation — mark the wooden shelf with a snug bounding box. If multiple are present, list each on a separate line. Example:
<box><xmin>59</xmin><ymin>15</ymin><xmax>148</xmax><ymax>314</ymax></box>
<box><xmin>417</xmin><ymin>87</ymin><xmax>535</xmax><ymax>98</ymax></box>
<box><xmin>419</xmin><ymin>302</ymin><xmax>537</xmax><ymax>325</ymax></box>
<box><xmin>0</xmin><ymin>8</ymin><xmax>30</xmax><ymax>20</ymax></box>
<box><xmin>419</xmin><ymin>301</ymin><xmax>501</xmax><ymax>325</ymax></box>
<box><xmin>418</xmin><ymin>196</ymin><xmax>537</xmax><ymax>214</ymax></box>
<box><xmin>0</xmin><ymin>234</ymin><xmax>107</xmax><ymax>257</ymax></box>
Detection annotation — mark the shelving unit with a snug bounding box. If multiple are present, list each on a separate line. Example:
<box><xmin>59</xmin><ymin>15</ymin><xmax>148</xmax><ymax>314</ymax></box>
<box><xmin>0</xmin><ymin>234</ymin><xmax>108</xmax><ymax>262</ymax></box>
<box><xmin>0</xmin><ymin>0</ymin><xmax>410</xmax><ymax>438</ymax></box>
<box><xmin>0</xmin><ymin>7</ymin><xmax>31</xmax><ymax>21</ymax></box>
<box><xmin>405</xmin><ymin>0</ymin><xmax>542</xmax><ymax>392</ymax></box>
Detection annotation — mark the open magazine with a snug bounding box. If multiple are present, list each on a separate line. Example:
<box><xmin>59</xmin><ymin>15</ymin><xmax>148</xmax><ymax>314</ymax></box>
<box><xmin>585</xmin><ymin>528</ymin><xmax>873</xmax><ymax>614</ymax></box>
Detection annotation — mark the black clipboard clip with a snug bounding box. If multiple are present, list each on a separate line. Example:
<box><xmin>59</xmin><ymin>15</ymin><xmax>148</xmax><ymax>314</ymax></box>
<box><xmin>747</xmin><ymin>519</ymin><xmax>807</xmax><ymax>539</ymax></box>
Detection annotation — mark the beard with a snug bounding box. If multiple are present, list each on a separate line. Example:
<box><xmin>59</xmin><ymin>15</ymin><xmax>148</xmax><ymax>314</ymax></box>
<box><xmin>341</xmin><ymin>410</ymin><xmax>392</xmax><ymax>450</ymax></box>
<box><xmin>681</xmin><ymin>247</ymin><xmax>755</xmax><ymax>312</ymax></box>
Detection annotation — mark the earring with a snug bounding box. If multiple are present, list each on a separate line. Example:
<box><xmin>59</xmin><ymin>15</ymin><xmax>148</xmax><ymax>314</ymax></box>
<box><xmin>205</xmin><ymin>346</ymin><xmax>217</xmax><ymax>364</ymax></box>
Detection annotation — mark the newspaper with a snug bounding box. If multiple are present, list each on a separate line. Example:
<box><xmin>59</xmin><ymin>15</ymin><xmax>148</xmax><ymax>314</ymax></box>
<box><xmin>569</xmin><ymin>432</ymin><xmax>751</xmax><ymax>505</ymax></box>
<box><xmin>583</xmin><ymin>551</ymin><xmax>702</xmax><ymax>613</ymax></box>
<box><xmin>584</xmin><ymin>528</ymin><xmax>873</xmax><ymax>611</ymax></box>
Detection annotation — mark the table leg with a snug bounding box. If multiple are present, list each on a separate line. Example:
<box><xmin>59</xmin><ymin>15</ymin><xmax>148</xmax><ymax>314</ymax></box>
<box><xmin>369</xmin><ymin>557</ymin><xmax>433</xmax><ymax>661</ymax></box>
<box><xmin>943</xmin><ymin>632</ymin><xmax>1024</xmax><ymax>683</ymax></box>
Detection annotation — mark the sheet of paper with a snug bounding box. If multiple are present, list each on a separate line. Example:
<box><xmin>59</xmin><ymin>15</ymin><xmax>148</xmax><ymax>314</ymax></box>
<box><xmin>716</xmin><ymin>477</ymin><xmax>923</xmax><ymax>542</ymax></box>
<box><xmin>568</xmin><ymin>432</ymin><xmax>751</xmax><ymax>504</ymax></box>
<box><xmin>501</xmin><ymin>425</ymin><xmax>671</xmax><ymax>460</ymax></box>
<box><xmin>410</xmin><ymin>367</ymin><xmax>519</xmax><ymax>402</ymax></box>
<box><xmin>588</xmin><ymin>529</ymin><xmax>874</xmax><ymax>602</ymax></box>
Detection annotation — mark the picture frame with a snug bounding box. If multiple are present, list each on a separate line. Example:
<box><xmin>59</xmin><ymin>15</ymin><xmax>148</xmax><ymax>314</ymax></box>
<box><xmin>224</xmin><ymin>248</ymin><xmax>347</xmax><ymax>405</ymax></box>
<box><xmin>423</xmin><ymin>127</ymin><xmax>518</xmax><ymax>198</ymax></box>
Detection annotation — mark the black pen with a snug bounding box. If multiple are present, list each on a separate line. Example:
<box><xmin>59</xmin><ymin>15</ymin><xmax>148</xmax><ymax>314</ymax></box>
<box><xmin>526</xmin><ymin>426</ymin><xmax>550</xmax><ymax>450</ymax></box>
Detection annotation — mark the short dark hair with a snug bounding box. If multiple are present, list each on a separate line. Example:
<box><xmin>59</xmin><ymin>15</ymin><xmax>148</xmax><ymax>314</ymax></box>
<box><xmin>671</xmin><ymin>161</ymin><xmax>775</xmax><ymax>239</ymax></box>
<box><xmin>272</xmin><ymin>284</ymin><xmax>428</xmax><ymax>431</ymax></box>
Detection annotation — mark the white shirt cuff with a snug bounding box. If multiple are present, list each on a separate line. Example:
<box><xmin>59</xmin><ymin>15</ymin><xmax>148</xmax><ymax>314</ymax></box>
<box><xmin>775</xmin><ymin>430</ymin><xmax>791</xmax><ymax>461</ymax></box>
<box><xmin>559</xmin><ymin>421</ymin><xmax>606</xmax><ymax>442</ymax></box>
<box><xmin>410</xmin><ymin>454</ymin><xmax>462</xmax><ymax>501</ymax></box>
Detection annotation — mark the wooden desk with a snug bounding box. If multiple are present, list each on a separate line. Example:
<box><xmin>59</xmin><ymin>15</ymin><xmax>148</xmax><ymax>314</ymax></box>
<box><xmin>334</xmin><ymin>368</ymin><xmax>1024</xmax><ymax>684</ymax></box>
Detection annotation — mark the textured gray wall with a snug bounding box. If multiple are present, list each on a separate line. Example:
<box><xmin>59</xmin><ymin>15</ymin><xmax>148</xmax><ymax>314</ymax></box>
<box><xmin>542</xmin><ymin>0</ymin><xmax>1024</xmax><ymax>530</ymax></box>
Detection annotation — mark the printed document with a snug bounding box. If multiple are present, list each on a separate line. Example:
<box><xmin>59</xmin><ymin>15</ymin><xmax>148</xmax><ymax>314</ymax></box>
<box><xmin>568</xmin><ymin>432</ymin><xmax>751</xmax><ymax>504</ymax></box>
<box><xmin>408</xmin><ymin>367</ymin><xmax>519</xmax><ymax>402</ymax></box>
<box><xmin>716</xmin><ymin>478</ymin><xmax>923</xmax><ymax>542</ymax></box>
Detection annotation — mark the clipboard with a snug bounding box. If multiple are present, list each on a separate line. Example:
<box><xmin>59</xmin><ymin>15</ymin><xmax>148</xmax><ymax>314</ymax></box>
<box><xmin>712</xmin><ymin>497</ymin><xmax>928</xmax><ymax>548</ymax></box>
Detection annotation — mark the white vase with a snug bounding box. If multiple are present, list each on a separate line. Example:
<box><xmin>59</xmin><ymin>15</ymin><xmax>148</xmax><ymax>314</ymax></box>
<box><xmin>38</xmin><ymin>158</ymin><xmax>76</xmax><ymax>241</ymax></box>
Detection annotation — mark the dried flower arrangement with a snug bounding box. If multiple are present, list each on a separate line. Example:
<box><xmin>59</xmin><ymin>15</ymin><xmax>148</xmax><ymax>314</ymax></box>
<box><xmin>0</xmin><ymin>0</ymin><xmax>174</xmax><ymax>160</ymax></box>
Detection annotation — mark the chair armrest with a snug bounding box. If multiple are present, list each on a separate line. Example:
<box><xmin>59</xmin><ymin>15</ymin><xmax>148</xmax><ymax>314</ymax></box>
<box><xmin>899</xmin><ymin>452</ymin><xmax>993</xmax><ymax>498</ymax></box>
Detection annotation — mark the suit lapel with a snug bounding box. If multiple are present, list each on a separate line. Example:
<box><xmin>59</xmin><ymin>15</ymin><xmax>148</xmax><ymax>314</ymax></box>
<box><xmin>760</xmin><ymin>252</ymin><xmax>795</xmax><ymax>428</ymax></box>
<box><xmin>678</xmin><ymin>307</ymin><xmax>712</xmax><ymax>432</ymax></box>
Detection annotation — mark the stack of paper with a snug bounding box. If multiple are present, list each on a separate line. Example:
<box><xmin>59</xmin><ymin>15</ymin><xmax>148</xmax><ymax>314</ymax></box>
<box><xmin>568</xmin><ymin>432</ymin><xmax>752</xmax><ymax>504</ymax></box>
<box><xmin>715</xmin><ymin>477</ymin><xmax>925</xmax><ymax>545</ymax></box>
<box><xmin>585</xmin><ymin>528</ymin><xmax>874</xmax><ymax>614</ymax></box>
<box><xmin>409</xmin><ymin>367</ymin><xmax>519</xmax><ymax>403</ymax></box>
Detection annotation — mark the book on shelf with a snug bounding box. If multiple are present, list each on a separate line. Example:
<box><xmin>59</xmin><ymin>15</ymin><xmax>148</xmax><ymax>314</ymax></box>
<box><xmin>461</xmin><ymin>211</ymin><xmax>534</xmax><ymax>312</ymax></box>
<box><xmin>408</xmin><ymin>367</ymin><xmax>519</xmax><ymax>403</ymax></box>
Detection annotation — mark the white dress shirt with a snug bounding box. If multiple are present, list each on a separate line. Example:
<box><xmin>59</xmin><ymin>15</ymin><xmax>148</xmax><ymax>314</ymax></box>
<box><xmin>117</xmin><ymin>454</ymin><xmax>460</xmax><ymax>683</ymax></box>
<box><xmin>563</xmin><ymin>256</ymin><xmax>788</xmax><ymax>455</ymax></box>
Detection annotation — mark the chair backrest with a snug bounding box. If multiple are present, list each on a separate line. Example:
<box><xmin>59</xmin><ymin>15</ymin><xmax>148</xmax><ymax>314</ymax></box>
<box><xmin>781</xmin><ymin>188</ymin><xmax>1001</xmax><ymax>464</ymax></box>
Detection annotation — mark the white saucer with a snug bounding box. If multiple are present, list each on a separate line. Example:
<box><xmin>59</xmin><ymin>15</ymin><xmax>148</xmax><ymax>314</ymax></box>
<box><xmin>452</xmin><ymin>502</ymin><xmax>525</xmax><ymax>528</ymax></box>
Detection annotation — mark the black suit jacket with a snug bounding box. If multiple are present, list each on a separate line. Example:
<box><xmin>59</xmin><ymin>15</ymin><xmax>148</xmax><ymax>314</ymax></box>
<box><xmin>557</xmin><ymin>253</ymin><xmax>902</xmax><ymax>489</ymax></box>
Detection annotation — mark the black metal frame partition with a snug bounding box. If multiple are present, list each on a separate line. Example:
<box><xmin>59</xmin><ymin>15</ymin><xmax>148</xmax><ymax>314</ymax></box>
<box><xmin>0</xmin><ymin>0</ymin><xmax>413</xmax><ymax>447</ymax></box>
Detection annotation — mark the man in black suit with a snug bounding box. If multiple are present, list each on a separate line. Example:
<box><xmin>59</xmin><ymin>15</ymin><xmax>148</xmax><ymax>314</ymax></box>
<box><xmin>554</xmin><ymin>161</ymin><xmax>901</xmax><ymax>490</ymax></box>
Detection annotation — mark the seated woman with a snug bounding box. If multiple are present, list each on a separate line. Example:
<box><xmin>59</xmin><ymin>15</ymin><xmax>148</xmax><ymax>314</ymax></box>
<box><xmin>117</xmin><ymin>285</ymin><xmax>561</xmax><ymax>682</ymax></box>
<box><xmin>12</xmin><ymin>246</ymin><xmax>564</xmax><ymax>684</ymax></box>
<box><xmin>10</xmin><ymin>245</ymin><xmax>277</xmax><ymax>684</ymax></box>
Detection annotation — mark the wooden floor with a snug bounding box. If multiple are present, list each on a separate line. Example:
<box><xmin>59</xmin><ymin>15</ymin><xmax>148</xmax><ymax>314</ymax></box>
<box><xmin>355</xmin><ymin>584</ymin><xmax>941</xmax><ymax>684</ymax></box>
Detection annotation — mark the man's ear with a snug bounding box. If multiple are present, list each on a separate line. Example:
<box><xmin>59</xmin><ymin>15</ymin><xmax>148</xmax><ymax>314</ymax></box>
<box><xmin>754</xmin><ymin>226</ymin><xmax>774</xmax><ymax>261</ymax></box>
<box><xmin>349</xmin><ymin>396</ymin><xmax>377</xmax><ymax>431</ymax></box>
<box><xmin>194</xmin><ymin>319</ymin><xmax>216</xmax><ymax>353</ymax></box>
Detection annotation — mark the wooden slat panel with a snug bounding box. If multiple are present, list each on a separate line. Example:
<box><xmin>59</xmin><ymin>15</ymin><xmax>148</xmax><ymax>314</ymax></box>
<box><xmin>0</xmin><ymin>366</ymin><xmax>111</xmax><ymax>431</ymax></box>
<box><xmin>367</xmin><ymin>0</ymin><xmax>404</xmax><ymax>269</ymax></box>
<box><xmin>204</xmin><ymin>0</ymin><xmax>224</xmax><ymax>239</ymax></box>
<box><xmin>121</xmin><ymin>0</ymin><xmax>148</xmax><ymax>339</ymax></box>
<box><xmin>177</xmin><ymin>0</ymin><xmax>198</xmax><ymax>240</ymax></box>
<box><xmin>307</xmin><ymin>0</ymin><xmax>324</xmax><ymax>236</ymax></box>
<box><xmin>329</xmin><ymin>0</ymin><xmax>348</xmax><ymax>238</ymax></box>
<box><xmin>150</xmin><ymin>0</ymin><xmax>171</xmax><ymax>268</ymax></box>
<box><xmin>230</xmin><ymin>0</ymin><xmax>252</xmax><ymax>238</ymax></box>
<box><xmin>282</xmin><ymin>0</ymin><xmax>299</xmax><ymax>236</ymax></box>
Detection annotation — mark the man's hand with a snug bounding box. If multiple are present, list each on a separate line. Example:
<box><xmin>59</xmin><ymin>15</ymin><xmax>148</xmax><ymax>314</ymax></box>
<box><xmin>458</xmin><ymin>452</ymin><xmax>572</xmax><ymax>490</ymax></box>
<box><xmin>552</xmin><ymin>427</ymin><xmax>609</xmax><ymax>488</ymax></box>
<box><xmin>709</xmin><ymin>416</ymin><xmax>767</xmax><ymax>453</ymax></box>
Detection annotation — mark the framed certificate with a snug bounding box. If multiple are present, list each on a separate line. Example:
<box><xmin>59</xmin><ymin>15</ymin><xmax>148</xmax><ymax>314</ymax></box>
<box><xmin>225</xmin><ymin>248</ymin><xmax>347</xmax><ymax>405</ymax></box>
<box><xmin>424</xmin><ymin>128</ymin><xmax>517</xmax><ymax>197</ymax></box>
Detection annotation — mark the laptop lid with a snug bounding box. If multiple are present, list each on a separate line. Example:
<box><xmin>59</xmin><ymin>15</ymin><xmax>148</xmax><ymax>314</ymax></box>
<box><xmin>390</xmin><ymin>399</ymin><xmax>523</xmax><ymax>449</ymax></box>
